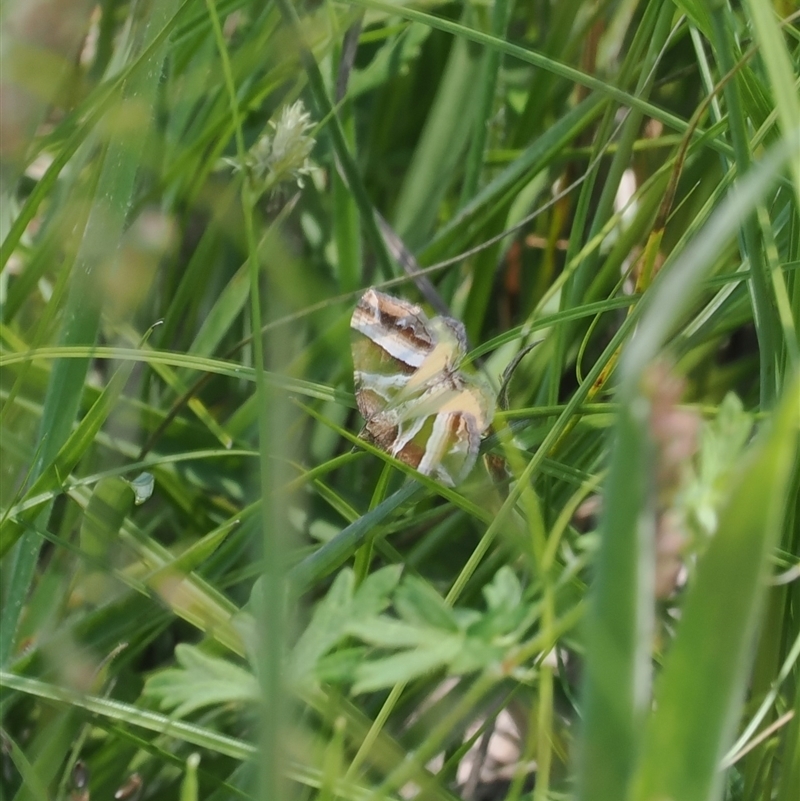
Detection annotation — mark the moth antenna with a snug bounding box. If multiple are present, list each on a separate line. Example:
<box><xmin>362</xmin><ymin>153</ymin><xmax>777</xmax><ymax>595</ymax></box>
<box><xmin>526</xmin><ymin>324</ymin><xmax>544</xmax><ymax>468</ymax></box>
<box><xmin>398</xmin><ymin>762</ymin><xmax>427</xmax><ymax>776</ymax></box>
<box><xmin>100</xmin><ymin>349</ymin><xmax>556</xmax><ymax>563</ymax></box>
<box><xmin>498</xmin><ymin>341</ymin><xmax>543</xmax><ymax>412</ymax></box>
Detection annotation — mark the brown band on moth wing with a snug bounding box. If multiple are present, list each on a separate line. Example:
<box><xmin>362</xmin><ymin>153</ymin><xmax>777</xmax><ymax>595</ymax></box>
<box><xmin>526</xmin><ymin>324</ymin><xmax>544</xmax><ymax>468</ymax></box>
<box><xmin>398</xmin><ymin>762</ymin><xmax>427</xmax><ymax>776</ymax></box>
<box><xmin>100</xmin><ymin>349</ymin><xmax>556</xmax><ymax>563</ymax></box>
<box><xmin>353</xmin><ymin>291</ymin><xmax>434</xmax><ymax>365</ymax></box>
<box><xmin>376</xmin><ymin>320</ymin><xmax>432</xmax><ymax>359</ymax></box>
<box><xmin>378</xmin><ymin>312</ymin><xmax>433</xmax><ymax>353</ymax></box>
<box><xmin>363</xmin><ymin>416</ymin><xmax>398</xmax><ymax>450</ymax></box>
<box><xmin>449</xmin><ymin>411</ymin><xmax>474</xmax><ymax>444</ymax></box>
<box><xmin>447</xmin><ymin>411</ymin><xmax>480</xmax><ymax>462</ymax></box>
<box><xmin>394</xmin><ymin>437</ymin><xmax>426</xmax><ymax>470</ymax></box>
<box><xmin>430</xmin><ymin>411</ymin><xmax>480</xmax><ymax>485</ymax></box>
<box><xmin>364</xmin><ymin>416</ymin><xmax>425</xmax><ymax>471</ymax></box>
<box><xmin>368</xmin><ymin>292</ymin><xmax>435</xmax><ymax>354</ymax></box>
<box><xmin>454</xmin><ymin>412</ymin><xmax>482</xmax><ymax>483</ymax></box>
<box><xmin>358</xmin><ymin>289</ymin><xmax>425</xmax><ymax>323</ymax></box>
<box><xmin>354</xmin><ymin>290</ymin><xmax>432</xmax><ymax>339</ymax></box>
<box><xmin>354</xmin><ymin>386</ymin><xmax>387</xmax><ymax>421</ymax></box>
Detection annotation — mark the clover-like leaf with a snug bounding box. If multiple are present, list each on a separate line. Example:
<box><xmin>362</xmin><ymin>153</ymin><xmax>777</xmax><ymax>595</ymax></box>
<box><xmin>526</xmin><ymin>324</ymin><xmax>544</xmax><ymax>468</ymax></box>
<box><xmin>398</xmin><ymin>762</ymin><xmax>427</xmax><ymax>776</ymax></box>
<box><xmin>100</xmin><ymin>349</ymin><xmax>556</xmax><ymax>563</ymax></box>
<box><xmin>345</xmin><ymin>567</ymin><xmax>536</xmax><ymax>693</ymax></box>
<box><xmin>353</xmin><ymin>636</ymin><xmax>463</xmax><ymax>694</ymax></box>
<box><xmin>144</xmin><ymin>644</ymin><xmax>259</xmax><ymax>718</ymax></box>
<box><xmin>394</xmin><ymin>575</ymin><xmax>459</xmax><ymax>631</ymax></box>
<box><xmin>287</xmin><ymin>565</ymin><xmax>402</xmax><ymax>688</ymax></box>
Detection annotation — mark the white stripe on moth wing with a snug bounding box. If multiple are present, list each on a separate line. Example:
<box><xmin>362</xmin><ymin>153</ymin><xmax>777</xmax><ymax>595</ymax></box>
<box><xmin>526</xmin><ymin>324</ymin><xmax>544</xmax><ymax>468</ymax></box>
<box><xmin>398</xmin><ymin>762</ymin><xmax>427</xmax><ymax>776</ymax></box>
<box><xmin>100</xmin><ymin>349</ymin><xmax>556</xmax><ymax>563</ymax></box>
<box><xmin>426</xmin><ymin>415</ymin><xmax>479</xmax><ymax>485</ymax></box>
<box><xmin>354</xmin><ymin>371</ymin><xmax>411</xmax><ymax>399</ymax></box>
<box><xmin>351</xmin><ymin>319</ymin><xmax>429</xmax><ymax>368</ymax></box>
<box><xmin>391</xmin><ymin>414</ymin><xmax>428</xmax><ymax>456</ymax></box>
<box><xmin>418</xmin><ymin>413</ymin><xmax>456</xmax><ymax>476</ymax></box>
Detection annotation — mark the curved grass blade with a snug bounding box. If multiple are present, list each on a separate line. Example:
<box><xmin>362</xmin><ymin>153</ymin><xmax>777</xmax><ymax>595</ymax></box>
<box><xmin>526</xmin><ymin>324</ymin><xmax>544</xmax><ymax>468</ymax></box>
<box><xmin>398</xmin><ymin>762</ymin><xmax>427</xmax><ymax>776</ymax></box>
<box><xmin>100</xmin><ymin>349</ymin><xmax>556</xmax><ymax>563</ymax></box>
<box><xmin>629</xmin><ymin>374</ymin><xmax>799</xmax><ymax>801</ymax></box>
<box><xmin>577</xmin><ymin>134</ymin><xmax>800</xmax><ymax>801</ymax></box>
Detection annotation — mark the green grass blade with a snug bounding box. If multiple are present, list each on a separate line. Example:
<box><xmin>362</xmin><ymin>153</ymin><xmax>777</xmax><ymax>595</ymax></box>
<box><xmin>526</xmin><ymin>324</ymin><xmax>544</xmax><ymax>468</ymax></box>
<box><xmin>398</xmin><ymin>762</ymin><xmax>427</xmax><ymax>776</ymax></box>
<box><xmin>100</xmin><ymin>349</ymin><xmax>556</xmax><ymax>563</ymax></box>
<box><xmin>2</xmin><ymin>2</ymin><xmax>797</xmax><ymax>797</ymax></box>
<box><xmin>0</xmin><ymin>0</ymin><xmax>181</xmax><ymax>668</ymax></box>
<box><xmin>459</xmin><ymin>0</ymin><xmax>512</xmax><ymax>205</ymax></box>
<box><xmin>289</xmin><ymin>482</ymin><xmax>421</xmax><ymax>590</ymax></box>
<box><xmin>347</xmin><ymin>0</ymin><xmax>733</xmax><ymax>156</ymax></box>
<box><xmin>577</xmin><ymin>136</ymin><xmax>796</xmax><ymax>801</ymax></box>
<box><xmin>422</xmin><ymin>94</ymin><xmax>604</xmax><ymax>263</ymax></box>
<box><xmin>333</xmin><ymin>113</ymin><xmax>363</xmax><ymax>292</ymax></box>
<box><xmin>1</xmin><ymin>345</ymin><xmax>139</xmax><ymax>558</ymax></box>
<box><xmin>777</xmin><ymin>676</ymin><xmax>800</xmax><ymax>801</ymax></box>
<box><xmin>392</xmin><ymin>7</ymin><xmax>481</xmax><ymax>248</ymax></box>
<box><xmin>630</xmin><ymin>374</ymin><xmax>799</xmax><ymax>801</ymax></box>
<box><xmin>745</xmin><ymin>0</ymin><xmax>800</xmax><ymax>207</ymax></box>
<box><xmin>274</xmin><ymin>0</ymin><xmax>395</xmax><ymax>279</ymax></box>
<box><xmin>0</xmin><ymin>671</ymin><xmax>256</xmax><ymax>760</ymax></box>
<box><xmin>709</xmin><ymin>2</ymin><xmax>781</xmax><ymax>407</ymax></box>
<box><xmin>0</xmin><ymin>730</ymin><xmax>50</xmax><ymax>801</ymax></box>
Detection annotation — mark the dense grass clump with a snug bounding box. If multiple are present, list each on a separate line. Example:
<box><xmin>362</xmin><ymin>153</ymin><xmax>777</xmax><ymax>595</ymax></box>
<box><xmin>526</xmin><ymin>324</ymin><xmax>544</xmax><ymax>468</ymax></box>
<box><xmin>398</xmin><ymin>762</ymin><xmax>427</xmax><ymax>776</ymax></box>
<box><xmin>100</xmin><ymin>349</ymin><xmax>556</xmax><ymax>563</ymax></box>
<box><xmin>1</xmin><ymin>1</ymin><xmax>798</xmax><ymax>800</ymax></box>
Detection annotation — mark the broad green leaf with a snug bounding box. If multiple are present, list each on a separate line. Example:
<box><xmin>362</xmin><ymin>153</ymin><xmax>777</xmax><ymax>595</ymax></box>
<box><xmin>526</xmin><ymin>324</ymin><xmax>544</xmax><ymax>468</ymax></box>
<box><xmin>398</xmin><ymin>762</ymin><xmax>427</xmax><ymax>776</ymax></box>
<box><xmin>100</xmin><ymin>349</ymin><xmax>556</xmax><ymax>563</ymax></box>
<box><xmin>483</xmin><ymin>565</ymin><xmax>523</xmax><ymax>614</ymax></box>
<box><xmin>683</xmin><ymin>393</ymin><xmax>754</xmax><ymax>537</ymax></box>
<box><xmin>345</xmin><ymin>618</ymin><xmax>446</xmax><ymax>649</ymax></box>
<box><xmin>314</xmin><ymin>647</ymin><xmax>368</xmax><ymax>685</ymax></box>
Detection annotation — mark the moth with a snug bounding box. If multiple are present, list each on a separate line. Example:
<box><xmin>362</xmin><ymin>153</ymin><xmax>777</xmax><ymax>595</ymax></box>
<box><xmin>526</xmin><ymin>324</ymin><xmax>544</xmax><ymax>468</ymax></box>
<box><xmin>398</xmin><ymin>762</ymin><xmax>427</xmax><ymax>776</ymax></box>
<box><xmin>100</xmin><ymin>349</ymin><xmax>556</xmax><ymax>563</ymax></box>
<box><xmin>350</xmin><ymin>288</ymin><xmax>496</xmax><ymax>486</ymax></box>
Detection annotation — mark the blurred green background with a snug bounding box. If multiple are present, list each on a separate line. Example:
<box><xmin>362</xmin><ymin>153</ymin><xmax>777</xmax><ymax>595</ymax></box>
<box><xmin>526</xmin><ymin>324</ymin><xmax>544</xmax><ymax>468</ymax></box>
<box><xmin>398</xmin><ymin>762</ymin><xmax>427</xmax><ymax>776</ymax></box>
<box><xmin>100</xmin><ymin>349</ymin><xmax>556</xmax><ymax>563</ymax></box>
<box><xmin>1</xmin><ymin>1</ymin><xmax>798</xmax><ymax>800</ymax></box>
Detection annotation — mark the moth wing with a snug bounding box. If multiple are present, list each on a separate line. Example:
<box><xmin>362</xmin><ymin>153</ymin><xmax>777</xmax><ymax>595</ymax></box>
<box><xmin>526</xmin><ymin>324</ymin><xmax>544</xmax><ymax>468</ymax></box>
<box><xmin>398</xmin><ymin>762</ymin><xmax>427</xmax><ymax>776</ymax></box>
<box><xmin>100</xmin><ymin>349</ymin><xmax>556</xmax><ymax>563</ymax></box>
<box><xmin>364</xmin><ymin>407</ymin><xmax>482</xmax><ymax>487</ymax></box>
<box><xmin>432</xmin><ymin>315</ymin><xmax>468</xmax><ymax>357</ymax></box>
<box><xmin>408</xmin><ymin>374</ymin><xmax>496</xmax><ymax>434</ymax></box>
<box><xmin>351</xmin><ymin>342</ymin><xmax>413</xmax><ymax>420</ymax></box>
<box><xmin>351</xmin><ymin>289</ymin><xmax>436</xmax><ymax>419</ymax></box>
<box><xmin>351</xmin><ymin>289</ymin><xmax>435</xmax><ymax>369</ymax></box>
<box><xmin>366</xmin><ymin>409</ymin><xmax>467</xmax><ymax>487</ymax></box>
<box><xmin>432</xmin><ymin>376</ymin><xmax>495</xmax><ymax>483</ymax></box>
<box><xmin>391</xmin><ymin>379</ymin><xmax>495</xmax><ymax>486</ymax></box>
<box><xmin>424</xmin><ymin>411</ymin><xmax>482</xmax><ymax>486</ymax></box>
<box><xmin>350</xmin><ymin>289</ymin><xmax>497</xmax><ymax>486</ymax></box>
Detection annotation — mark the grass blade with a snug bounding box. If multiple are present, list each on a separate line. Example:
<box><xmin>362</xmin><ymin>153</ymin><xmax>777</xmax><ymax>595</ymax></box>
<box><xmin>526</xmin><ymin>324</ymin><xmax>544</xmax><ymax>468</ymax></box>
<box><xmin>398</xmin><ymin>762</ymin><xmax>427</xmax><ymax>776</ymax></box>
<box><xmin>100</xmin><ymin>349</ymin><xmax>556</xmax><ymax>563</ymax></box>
<box><xmin>630</xmin><ymin>374</ymin><xmax>799</xmax><ymax>801</ymax></box>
